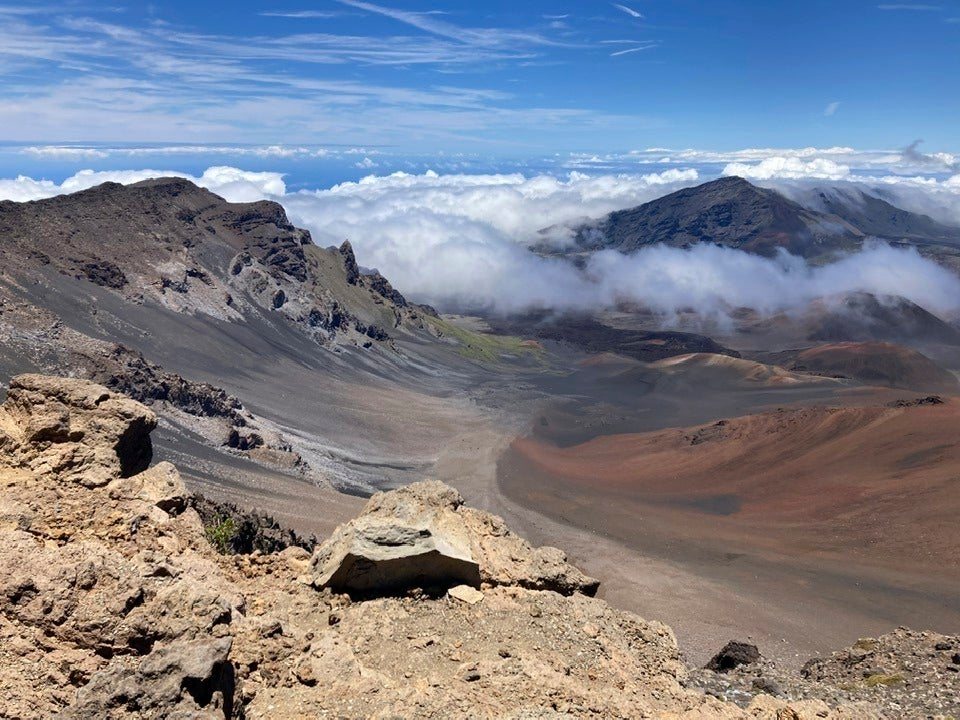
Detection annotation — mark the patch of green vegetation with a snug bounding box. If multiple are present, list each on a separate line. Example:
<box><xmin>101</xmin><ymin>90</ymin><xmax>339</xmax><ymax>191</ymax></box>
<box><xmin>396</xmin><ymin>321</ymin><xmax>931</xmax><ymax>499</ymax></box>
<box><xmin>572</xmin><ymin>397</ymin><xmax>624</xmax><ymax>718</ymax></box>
<box><xmin>204</xmin><ymin>515</ymin><xmax>237</xmax><ymax>555</ymax></box>
<box><xmin>863</xmin><ymin>673</ymin><xmax>905</xmax><ymax>687</ymax></box>
<box><xmin>852</xmin><ymin>638</ymin><xmax>878</xmax><ymax>652</ymax></box>
<box><xmin>426</xmin><ymin>316</ymin><xmax>545</xmax><ymax>365</ymax></box>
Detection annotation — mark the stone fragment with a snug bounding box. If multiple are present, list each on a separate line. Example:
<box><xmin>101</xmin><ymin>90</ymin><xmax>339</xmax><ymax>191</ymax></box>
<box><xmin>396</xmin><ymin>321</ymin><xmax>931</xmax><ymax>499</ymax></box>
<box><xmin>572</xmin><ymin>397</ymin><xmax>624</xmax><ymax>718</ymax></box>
<box><xmin>448</xmin><ymin>585</ymin><xmax>484</xmax><ymax>605</ymax></box>
<box><xmin>107</xmin><ymin>461</ymin><xmax>188</xmax><ymax>514</ymax></box>
<box><xmin>65</xmin><ymin>637</ymin><xmax>234</xmax><ymax>718</ymax></box>
<box><xmin>581</xmin><ymin>622</ymin><xmax>600</xmax><ymax>639</ymax></box>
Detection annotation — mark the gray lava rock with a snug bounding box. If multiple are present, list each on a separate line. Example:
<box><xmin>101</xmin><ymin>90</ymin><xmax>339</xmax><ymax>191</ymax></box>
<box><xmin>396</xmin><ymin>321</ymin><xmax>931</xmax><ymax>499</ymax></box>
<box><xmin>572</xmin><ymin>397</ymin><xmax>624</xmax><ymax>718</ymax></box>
<box><xmin>65</xmin><ymin>637</ymin><xmax>235</xmax><ymax>719</ymax></box>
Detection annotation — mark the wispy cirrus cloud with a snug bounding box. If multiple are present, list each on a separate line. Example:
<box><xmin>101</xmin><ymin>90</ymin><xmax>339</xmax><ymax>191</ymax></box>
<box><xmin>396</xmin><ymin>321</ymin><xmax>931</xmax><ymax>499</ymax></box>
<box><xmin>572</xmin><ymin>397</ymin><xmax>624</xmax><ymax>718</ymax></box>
<box><xmin>259</xmin><ymin>11</ymin><xmax>340</xmax><ymax>19</ymax></box>
<box><xmin>612</xmin><ymin>4</ymin><xmax>644</xmax><ymax>19</ymax></box>
<box><xmin>610</xmin><ymin>41</ymin><xmax>658</xmax><ymax>57</ymax></box>
<box><xmin>19</xmin><ymin>144</ymin><xmax>335</xmax><ymax>159</ymax></box>
<box><xmin>0</xmin><ymin>5</ymin><xmax>59</xmax><ymax>14</ymax></box>
<box><xmin>824</xmin><ymin>101</ymin><xmax>841</xmax><ymax>116</ymax></box>
<box><xmin>0</xmin><ymin>3</ymin><xmax>656</xmax><ymax>147</ymax></box>
<box><xmin>335</xmin><ymin>0</ymin><xmax>572</xmax><ymax>48</ymax></box>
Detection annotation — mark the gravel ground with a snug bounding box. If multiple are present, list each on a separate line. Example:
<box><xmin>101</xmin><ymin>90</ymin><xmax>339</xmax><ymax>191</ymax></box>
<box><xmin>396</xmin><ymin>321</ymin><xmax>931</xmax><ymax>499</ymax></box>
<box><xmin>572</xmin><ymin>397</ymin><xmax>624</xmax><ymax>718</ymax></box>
<box><xmin>685</xmin><ymin>627</ymin><xmax>960</xmax><ymax>719</ymax></box>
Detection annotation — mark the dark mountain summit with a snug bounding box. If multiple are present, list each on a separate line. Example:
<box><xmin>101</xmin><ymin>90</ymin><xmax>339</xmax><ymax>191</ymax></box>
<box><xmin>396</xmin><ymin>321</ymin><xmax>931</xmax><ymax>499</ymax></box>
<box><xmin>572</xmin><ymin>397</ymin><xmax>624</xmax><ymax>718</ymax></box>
<box><xmin>0</xmin><ymin>177</ymin><xmax>423</xmax><ymax>344</ymax></box>
<box><xmin>553</xmin><ymin>176</ymin><xmax>960</xmax><ymax>261</ymax></box>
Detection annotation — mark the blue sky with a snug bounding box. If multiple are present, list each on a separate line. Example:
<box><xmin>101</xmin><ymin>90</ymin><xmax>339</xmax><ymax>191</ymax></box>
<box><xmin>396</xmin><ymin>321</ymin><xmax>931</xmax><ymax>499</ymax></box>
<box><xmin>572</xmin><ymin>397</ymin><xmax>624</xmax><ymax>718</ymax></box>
<box><xmin>0</xmin><ymin>0</ymin><xmax>957</xmax><ymax>162</ymax></box>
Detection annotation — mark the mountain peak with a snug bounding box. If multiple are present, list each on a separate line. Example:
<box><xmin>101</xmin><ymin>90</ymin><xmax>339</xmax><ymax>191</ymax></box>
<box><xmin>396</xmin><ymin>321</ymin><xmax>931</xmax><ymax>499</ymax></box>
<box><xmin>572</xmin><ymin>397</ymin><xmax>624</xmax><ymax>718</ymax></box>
<box><xmin>703</xmin><ymin>174</ymin><xmax>755</xmax><ymax>188</ymax></box>
<box><xmin>564</xmin><ymin>175</ymin><xmax>823</xmax><ymax>257</ymax></box>
<box><xmin>559</xmin><ymin>175</ymin><xmax>960</xmax><ymax>261</ymax></box>
<box><xmin>129</xmin><ymin>175</ymin><xmax>215</xmax><ymax>195</ymax></box>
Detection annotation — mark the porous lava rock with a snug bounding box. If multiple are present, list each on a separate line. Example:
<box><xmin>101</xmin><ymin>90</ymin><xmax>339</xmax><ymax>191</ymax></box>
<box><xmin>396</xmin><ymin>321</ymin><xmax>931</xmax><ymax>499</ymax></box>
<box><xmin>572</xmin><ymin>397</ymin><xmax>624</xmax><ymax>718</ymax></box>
<box><xmin>0</xmin><ymin>373</ymin><xmax>157</xmax><ymax>486</ymax></box>
<box><xmin>705</xmin><ymin>640</ymin><xmax>761</xmax><ymax>673</ymax></box>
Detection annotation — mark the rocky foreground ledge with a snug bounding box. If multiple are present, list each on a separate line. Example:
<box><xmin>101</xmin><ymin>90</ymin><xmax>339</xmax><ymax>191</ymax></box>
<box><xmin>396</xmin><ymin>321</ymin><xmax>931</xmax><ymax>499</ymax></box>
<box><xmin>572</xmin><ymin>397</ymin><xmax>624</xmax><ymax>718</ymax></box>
<box><xmin>0</xmin><ymin>374</ymin><xmax>932</xmax><ymax>718</ymax></box>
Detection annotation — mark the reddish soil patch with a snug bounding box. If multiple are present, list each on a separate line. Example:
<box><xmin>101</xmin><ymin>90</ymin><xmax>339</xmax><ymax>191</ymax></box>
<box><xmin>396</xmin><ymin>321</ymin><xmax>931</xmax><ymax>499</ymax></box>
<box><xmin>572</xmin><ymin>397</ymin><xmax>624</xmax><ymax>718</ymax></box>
<box><xmin>509</xmin><ymin>400</ymin><xmax>960</xmax><ymax>574</ymax></box>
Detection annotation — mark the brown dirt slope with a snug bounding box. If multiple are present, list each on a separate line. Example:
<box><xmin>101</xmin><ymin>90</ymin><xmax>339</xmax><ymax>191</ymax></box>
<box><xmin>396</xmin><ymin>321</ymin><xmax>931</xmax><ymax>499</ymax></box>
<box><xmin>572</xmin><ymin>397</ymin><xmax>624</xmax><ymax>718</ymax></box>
<box><xmin>0</xmin><ymin>373</ymin><xmax>887</xmax><ymax>719</ymax></box>
<box><xmin>788</xmin><ymin>342</ymin><xmax>959</xmax><ymax>393</ymax></box>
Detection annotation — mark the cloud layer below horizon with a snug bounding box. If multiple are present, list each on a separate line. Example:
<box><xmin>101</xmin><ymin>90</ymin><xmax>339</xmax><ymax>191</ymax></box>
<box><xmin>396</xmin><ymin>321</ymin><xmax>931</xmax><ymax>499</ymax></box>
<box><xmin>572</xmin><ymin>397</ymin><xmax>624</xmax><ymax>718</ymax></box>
<box><xmin>2</xmin><ymin>165</ymin><xmax>959</xmax><ymax>322</ymax></box>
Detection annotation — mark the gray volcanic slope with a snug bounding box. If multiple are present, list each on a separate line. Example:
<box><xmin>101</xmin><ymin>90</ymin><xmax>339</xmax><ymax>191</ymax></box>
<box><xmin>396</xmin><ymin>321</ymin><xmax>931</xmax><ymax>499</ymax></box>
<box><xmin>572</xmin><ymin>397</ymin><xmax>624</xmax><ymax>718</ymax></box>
<box><xmin>558</xmin><ymin>175</ymin><xmax>960</xmax><ymax>260</ymax></box>
<box><xmin>0</xmin><ymin>178</ymin><xmax>540</xmax><ymax>502</ymax></box>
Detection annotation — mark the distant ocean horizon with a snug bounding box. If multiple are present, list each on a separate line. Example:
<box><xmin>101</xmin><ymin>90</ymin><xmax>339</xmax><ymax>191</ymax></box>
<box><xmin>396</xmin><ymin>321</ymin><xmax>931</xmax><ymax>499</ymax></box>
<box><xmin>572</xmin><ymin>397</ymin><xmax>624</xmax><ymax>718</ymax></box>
<box><xmin>5</xmin><ymin>142</ymin><xmax>958</xmax><ymax>203</ymax></box>
<box><xmin>0</xmin><ymin>142</ymin><xmax>700</xmax><ymax>192</ymax></box>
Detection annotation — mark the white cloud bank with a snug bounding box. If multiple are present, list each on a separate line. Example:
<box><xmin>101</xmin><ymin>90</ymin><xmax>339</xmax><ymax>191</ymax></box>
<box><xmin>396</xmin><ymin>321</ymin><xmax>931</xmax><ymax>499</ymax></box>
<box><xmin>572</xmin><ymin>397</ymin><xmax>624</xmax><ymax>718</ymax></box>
<box><xmin>723</xmin><ymin>157</ymin><xmax>852</xmax><ymax>181</ymax></box>
<box><xmin>282</xmin><ymin>169</ymin><xmax>960</xmax><ymax>318</ymax></box>
<box><xmin>2</xmin><ymin>166</ymin><xmax>960</xmax><ymax>321</ymax></box>
<box><xmin>589</xmin><ymin>241</ymin><xmax>960</xmax><ymax>320</ymax></box>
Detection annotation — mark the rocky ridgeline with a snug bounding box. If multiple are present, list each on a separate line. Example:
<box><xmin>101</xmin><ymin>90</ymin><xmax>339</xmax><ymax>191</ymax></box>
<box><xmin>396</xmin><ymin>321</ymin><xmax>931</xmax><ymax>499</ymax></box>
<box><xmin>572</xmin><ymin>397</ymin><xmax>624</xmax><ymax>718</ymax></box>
<box><xmin>0</xmin><ymin>179</ymin><xmax>426</xmax><ymax>350</ymax></box>
<box><xmin>0</xmin><ymin>373</ymin><xmax>934</xmax><ymax>719</ymax></box>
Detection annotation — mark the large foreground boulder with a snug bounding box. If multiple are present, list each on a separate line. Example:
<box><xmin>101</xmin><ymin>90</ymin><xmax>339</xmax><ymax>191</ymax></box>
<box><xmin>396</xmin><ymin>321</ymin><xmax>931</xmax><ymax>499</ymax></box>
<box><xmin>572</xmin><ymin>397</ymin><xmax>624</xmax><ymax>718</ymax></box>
<box><xmin>311</xmin><ymin>480</ymin><xmax>600</xmax><ymax>597</ymax></box>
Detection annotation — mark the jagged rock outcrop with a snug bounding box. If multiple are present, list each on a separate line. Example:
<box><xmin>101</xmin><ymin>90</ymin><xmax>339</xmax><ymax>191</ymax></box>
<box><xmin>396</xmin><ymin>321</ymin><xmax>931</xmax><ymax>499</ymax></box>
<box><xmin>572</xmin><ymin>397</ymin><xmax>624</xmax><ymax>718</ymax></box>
<box><xmin>0</xmin><ymin>374</ymin><xmax>892</xmax><ymax>718</ymax></box>
<box><xmin>0</xmin><ymin>178</ymin><xmax>423</xmax><ymax>350</ymax></box>
<box><xmin>311</xmin><ymin>480</ymin><xmax>600</xmax><ymax>597</ymax></box>
<box><xmin>0</xmin><ymin>375</ymin><xmax>239</xmax><ymax>718</ymax></box>
<box><xmin>339</xmin><ymin>240</ymin><xmax>361</xmax><ymax>285</ymax></box>
<box><xmin>0</xmin><ymin>373</ymin><xmax>156</xmax><ymax>486</ymax></box>
<box><xmin>93</xmin><ymin>344</ymin><xmax>246</xmax><ymax>422</ymax></box>
<box><xmin>366</xmin><ymin>269</ymin><xmax>408</xmax><ymax>307</ymax></box>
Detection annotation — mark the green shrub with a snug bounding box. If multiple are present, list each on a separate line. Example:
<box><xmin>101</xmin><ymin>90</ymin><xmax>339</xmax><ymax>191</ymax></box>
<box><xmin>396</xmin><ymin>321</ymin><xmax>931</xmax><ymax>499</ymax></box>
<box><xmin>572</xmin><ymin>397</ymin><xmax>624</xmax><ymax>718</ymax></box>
<box><xmin>205</xmin><ymin>516</ymin><xmax>237</xmax><ymax>555</ymax></box>
<box><xmin>863</xmin><ymin>673</ymin><xmax>904</xmax><ymax>687</ymax></box>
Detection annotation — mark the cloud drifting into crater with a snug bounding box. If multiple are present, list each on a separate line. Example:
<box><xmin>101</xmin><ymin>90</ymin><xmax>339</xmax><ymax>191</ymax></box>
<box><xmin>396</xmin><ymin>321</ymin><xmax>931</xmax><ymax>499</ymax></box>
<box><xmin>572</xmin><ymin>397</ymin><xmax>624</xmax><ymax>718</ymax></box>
<box><xmin>280</xmin><ymin>169</ymin><xmax>960</xmax><ymax>319</ymax></box>
<box><xmin>2</xmin><ymin>165</ymin><xmax>959</xmax><ymax>321</ymax></box>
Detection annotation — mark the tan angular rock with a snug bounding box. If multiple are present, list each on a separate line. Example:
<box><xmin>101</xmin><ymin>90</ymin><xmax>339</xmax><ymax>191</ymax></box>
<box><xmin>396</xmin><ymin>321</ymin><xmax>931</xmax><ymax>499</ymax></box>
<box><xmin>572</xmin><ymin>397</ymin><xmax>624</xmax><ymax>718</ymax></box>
<box><xmin>448</xmin><ymin>584</ymin><xmax>484</xmax><ymax>604</ymax></box>
<box><xmin>311</xmin><ymin>480</ymin><xmax>599</xmax><ymax>597</ymax></box>
<box><xmin>1</xmin><ymin>374</ymin><xmax>157</xmax><ymax>486</ymax></box>
<box><xmin>107</xmin><ymin>461</ymin><xmax>188</xmax><ymax>514</ymax></box>
<box><xmin>311</xmin><ymin>513</ymin><xmax>481</xmax><ymax>595</ymax></box>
